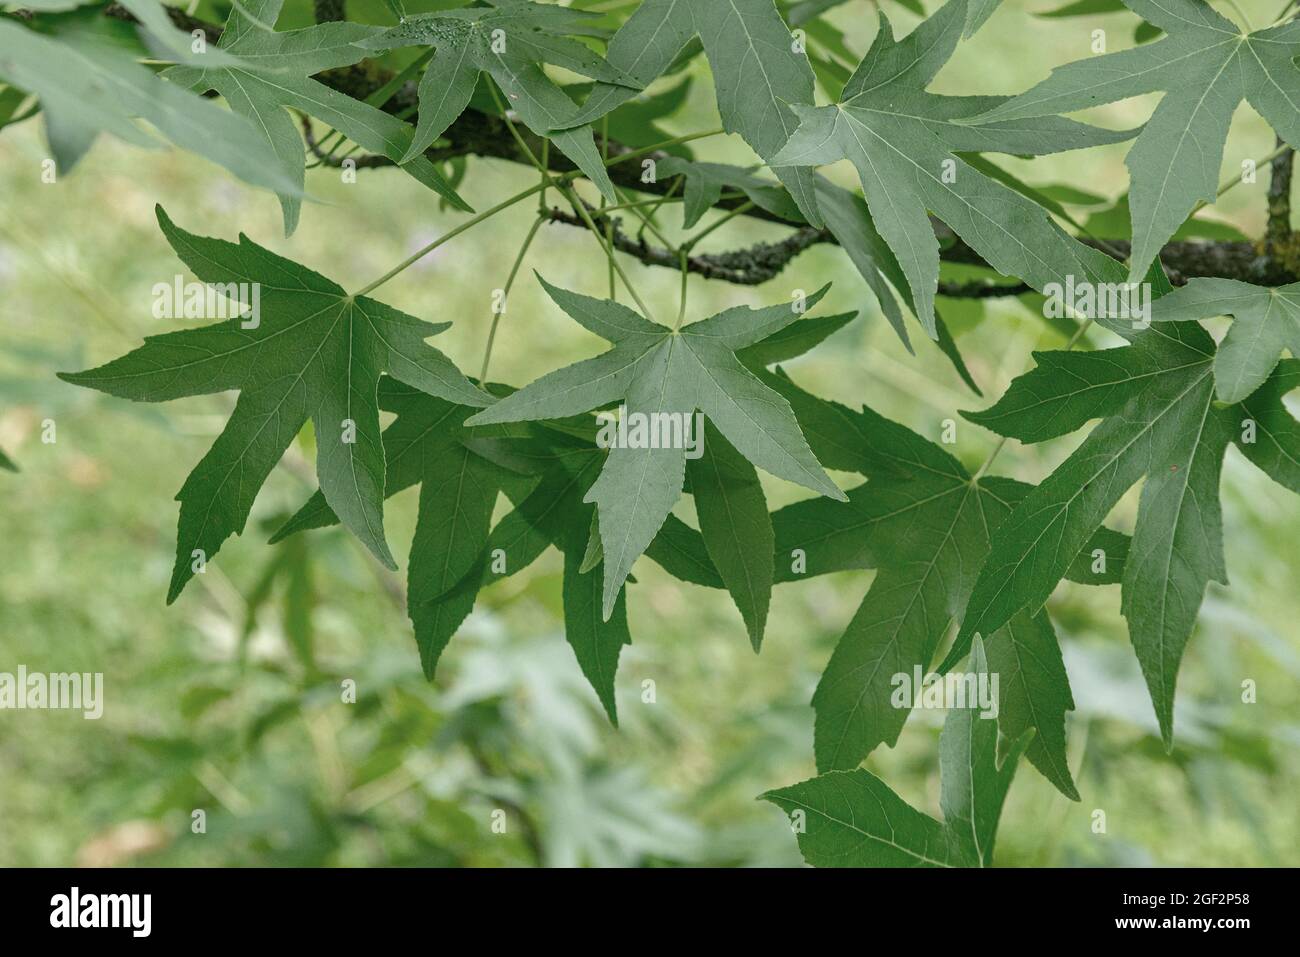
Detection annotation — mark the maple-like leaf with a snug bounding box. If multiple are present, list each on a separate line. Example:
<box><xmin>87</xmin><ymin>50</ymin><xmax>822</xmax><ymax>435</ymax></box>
<box><xmin>764</xmin><ymin>639</ymin><xmax>1030</xmax><ymax>867</ymax></box>
<box><xmin>59</xmin><ymin>207</ymin><xmax>488</xmax><ymax>604</ymax></box>
<box><xmin>1235</xmin><ymin>358</ymin><xmax>1300</xmax><ymax>496</ymax></box>
<box><xmin>166</xmin><ymin>0</ymin><xmax>470</xmax><ymax>235</ymax></box>
<box><xmin>975</xmin><ymin>0</ymin><xmax>1300</xmax><ymax>283</ymax></box>
<box><xmin>1149</xmin><ymin>278</ymin><xmax>1300</xmax><ymax>403</ymax></box>
<box><xmin>761</xmin><ymin>373</ymin><xmax>1125</xmax><ymax>798</ymax></box>
<box><xmin>769</xmin><ymin>0</ymin><xmax>1136</xmax><ymax>337</ymax></box>
<box><xmin>0</xmin><ymin>15</ymin><xmax>293</xmax><ymax>189</ymax></box>
<box><xmin>271</xmin><ymin>319</ymin><xmax>846</xmax><ymax>705</ymax></box>
<box><xmin>959</xmin><ymin>324</ymin><xmax>1300</xmax><ymax>746</ymax></box>
<box><xmin>465</xmin><ymin>277</ymin><xmax>848</xmax><ymax>620</ymax></box>
<box><xmin>558</xmin><ymin>0</ymin><xmax>827</xmax><ymax>226</ymax></box>
<box><xmin>276</xmin><ymin>388</ymin><xmax>641</xmax><ymax>720</ymax></box>
<box><xmin>357</xmin><ymin>0</ymin><xmax>635</xmax><ymax>202</ymax></box>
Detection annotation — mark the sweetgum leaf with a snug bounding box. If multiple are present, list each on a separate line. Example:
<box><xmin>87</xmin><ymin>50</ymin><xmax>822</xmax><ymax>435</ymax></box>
<box><xmin>114</xmin><ymin>0</ymin><xmax>246</xmax><ymax>67</ymax></box>
<box><xmin>1235</xmin><ymin>359</ymin><xmax>1300</xmax><ymax>495</ymax></box>
<box><xmin>271</xmin><ymin>307</ymin><xmax>874</xmax><ymax>704</ymax></box>
<box><xmin>956</xmin><ymin>322</ymin><xmax>1292</xmax><ymax>747</ymax></box>
<box><xmin>686</xmin><ymin>421</ymin><xmax>774</xmax><ymax>650</ymax></box>
<box><xmin>760</xmin><ymin>372</ymin><xmax>1123</xmax><ymax>796</ymax></box>
<box><xmin>976</xmin><ymin>0</ymin><xmax>1300</xmax><ymax>282</ymax></box>
<box><xmin>466</xmin><ymin>276</ymin><xmax>847</xmax><ymax>620</ymax></box>
<box><xmin>813</xmin><ymin>174</ymin><xmax>982</xmax><ymax>390</ymax></box>
<box><xmin>771</xmin><ymin>0</ymin><xmax>1135</xmax><ymax>338</ymax></box>
<box><xmin>60</xmin><ymin>207</ymin><xmax>487</xmax><ymax>604</ymax></box>
<box><xmin>1150</xmin><ymin>278</ymin><xmax>1300</xmax><ymax>403</ymax></box>
<box><xmin>656</xmin><ymin>157</ymin><xmax>803</xmax><ymax>229</ymax></box>
<box><xmin>276</xmin><ymin>388</ymin><xmax>651</xmax><ymax>721</ymax></box>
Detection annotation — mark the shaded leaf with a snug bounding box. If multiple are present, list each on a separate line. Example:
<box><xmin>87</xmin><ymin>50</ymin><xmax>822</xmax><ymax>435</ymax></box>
<box><xmin>359</xmin><ymin>0</ymin><xmax>634</xmax><ymax>199</ymax></box>
<box><xmin>466</xmin><ymin>276</ymin><xmax>847</xmax><ymax>619</ymax></box>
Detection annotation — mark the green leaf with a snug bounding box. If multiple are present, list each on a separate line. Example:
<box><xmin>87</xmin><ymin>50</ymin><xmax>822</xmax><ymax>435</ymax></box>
<box><xmin>408</xmin><ymin>441</ymin><xmax>509</xmax><ymax>653</ymax></box>
<box><xmin>562</xmin><ymin>546</ymin><xmax>632</xmax><ymax>724</ymax></box>
<box><xmin>772</xmin><ymin>0</ymin><xmax>1136</xmax><ymax>337</ymax></box>
<box><xmin>764</xmin><ymin>638</ymin><xmax>1030</xmax><ymax>867</ymax></box>
<box><xmin>980</xmin><ymin>610</ymin><xmax>1077</xmax><ymax>800</ymax></box>
<box><xmin>814</xmin><ymin>175</ymin><xmax>912</xmax><ymax>348</ymax></box>
<box><xmin>0</xmin><ymin>18</ymin><xmax>294</xmax><ymax>190</ymax></box>
<box><xmin>466</xmin><ymin>276</ymin><xmax>847</xmax><ymax>620</ymax></box>
<box><xmin>60</xmin><ymin>207</ymin><xmax>488</xmax><ymax>604</ymax></box>
<box><xmin>0</xmin><ymin>83</ymin><xmax>32</xmax><ymax>131</ymax></box>
<box><xmin>579</xmin><ymin>509</ymin><xmax>604</xmax><ymax>574</ymax></box>
<box><xmin>691</xmin><ymin>0</ymin><xmax>823</xmax><ymax>225</ymax></box>
<box><xmin>167</xmin><ymin>0</ymin><xmax>469</xmax><ymax>234</ymax></box>
<box><xmin>0</xmin><ymin>446</ymin><xmax>16</xmax><ymax>472</ymax></box>
<box><xmin>241</xmin><ymin>529</ymin><xmax>317</xmax><ymax>674</ymax></box>
<box><xmin>560</xmin><ymin>0</ymin><xmax>826</xmax><ymax>226</ymax></box>
<box><xmin>976</xmin><ymin>0</ymin><xmax>1300</xmax><ymax>283</ymax></box>
<box><xmin>964</xmin><ymin>0</ymin><xmax>1003</xmax><ymax>36</ymax></box>
<box><xmin>444</xmin><ymin>437</ymin><xmax>634</xmax><ymax>722</ymax></box>
<box><xmin>765</xmin><ymin>769</ymin><xmax>962</xmax><ymax>867</ymax></box>
<box><xmin>1081</xmin><ymin>193</ymin><xmax>1250</xmax><ymax>244</ymax></box>
<box><xmin>958</xmin><ymin>324</ymin><xmax>1259</xmax><ymax>747</ymax></box>
<box><xmin>762</xmin><ymin>376</ymin><xmax>1109</xmax><ymax>794</ymax></box>
<box><xmin>276</xmin><ymin>387</ymin><xmax>648</xmax><ymax>719</ymax></box>
<box><xmin>939</xmin><ymin>644</ymin><xmax>1032</xmax><ymax>867</ymax></box>
<box><xmin>359</xmin><ymin>0</ymin><xmax>633</xmax><ymax>200</ymax></box>
<box><xmin>1236</xmin><ymin>359</ymin><xmax>1300</xmax><ymax>495</ymax></box>
<box><xmin>686</xmin><ymin>422</ymin><xmax>774</xmax><ymax>650</ymax></box>
<box><xmin>735</xmin><ymin>310</ymin><xmax>855</xmax><ymax>368</ymax></box>
<box><xmin>799</xmin><ymin>476</ymin><xmax>997</xmax><ymax>771</ymax></box>
<box><xmin>1150</xmin><ymin>279</ymin><xmax>1300</xmax><ymax>403</ymax></box>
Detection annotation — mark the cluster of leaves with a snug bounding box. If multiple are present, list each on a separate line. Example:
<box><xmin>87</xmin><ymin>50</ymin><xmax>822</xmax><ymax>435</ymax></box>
<box><xmin>7</xmin><ymin>0</ymin><xmax>1300</xmax><ymax>867</ymax></box>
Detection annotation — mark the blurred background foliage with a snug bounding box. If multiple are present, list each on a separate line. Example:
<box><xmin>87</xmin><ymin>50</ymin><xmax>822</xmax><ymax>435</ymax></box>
<box><xmin>0</xmin><ymin>0</ymin><xmax>1297</xmax><ymax>867</ymax></box>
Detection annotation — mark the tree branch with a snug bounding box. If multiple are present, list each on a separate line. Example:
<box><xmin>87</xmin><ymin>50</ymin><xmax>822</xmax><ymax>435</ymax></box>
<box><xmin>309</xmin><ymin>67</ymin><xmax>1300</xmax><ymax>291</ymax></box>
<box><xmin>545</xmin><ymin>206</ymin><xmax>825</xmax><ymax>285</ymax></box>
<box><xmin>102</xmin><ymin>6</ymin><xmax>1300</xmax><ymax>295</ymax></box>
<box><xmin>1266</xmin><ymin>139</ymin><xmax>1294</xmax><ymax>252</ymax></box>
